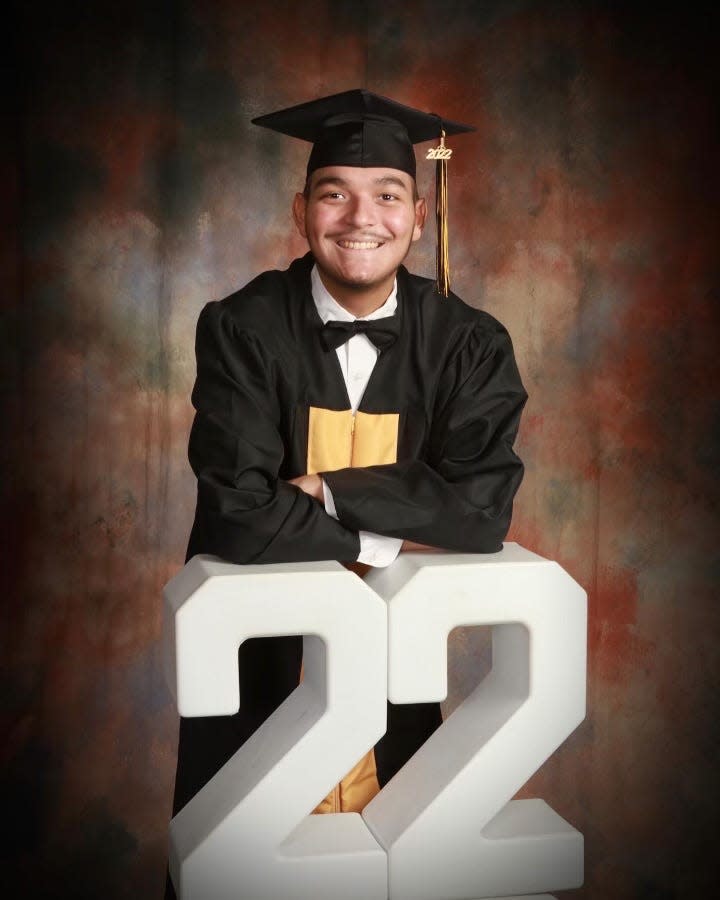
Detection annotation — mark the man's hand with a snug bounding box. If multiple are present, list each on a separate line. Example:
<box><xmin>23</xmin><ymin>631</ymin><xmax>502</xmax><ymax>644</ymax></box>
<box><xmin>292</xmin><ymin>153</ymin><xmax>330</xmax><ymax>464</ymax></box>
<box><xmin>289</xmin><ymin>473</ymin><xmax>324</xmax><ymax>502</ymax></box>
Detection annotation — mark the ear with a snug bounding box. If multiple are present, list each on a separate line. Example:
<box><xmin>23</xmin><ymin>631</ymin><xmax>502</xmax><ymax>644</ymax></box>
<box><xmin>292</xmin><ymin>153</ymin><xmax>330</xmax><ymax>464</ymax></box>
<box><xmin>412</xmin><ymin>196</ymin><xmax>427</xmax><ymax>243</ymax></box>
<box><xmin>292</xmin><ymin>192</ymin><xmax>308</xmax><ymax>238</ymax></box>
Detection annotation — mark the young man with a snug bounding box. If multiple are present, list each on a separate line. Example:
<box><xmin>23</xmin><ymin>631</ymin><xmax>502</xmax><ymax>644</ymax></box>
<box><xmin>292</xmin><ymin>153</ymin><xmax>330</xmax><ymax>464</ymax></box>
<box><xmin>168</xmin><ymin>90</ymin><xmax>526</xmax><ymax>879</ymax></box>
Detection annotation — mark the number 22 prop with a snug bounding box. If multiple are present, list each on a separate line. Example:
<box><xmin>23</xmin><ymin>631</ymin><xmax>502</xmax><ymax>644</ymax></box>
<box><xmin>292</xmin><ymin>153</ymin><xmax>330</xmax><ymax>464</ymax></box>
<box><xmin>164</xmin><ymin>543</ymin><xmax>586</xmax><ymax>900</ymax></box>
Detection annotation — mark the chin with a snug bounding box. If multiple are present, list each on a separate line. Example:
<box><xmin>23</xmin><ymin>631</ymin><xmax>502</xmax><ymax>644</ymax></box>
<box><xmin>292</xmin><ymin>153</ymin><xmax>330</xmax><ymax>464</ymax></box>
<box><xmin>333</xmin><ymin>259</ymin><xmax>399</xmax><ymax>288</ymax></box>
<box><xmin>337</xmin><ymin>271</ymin><xmax>389</xmax><ymax>291</ymax></box>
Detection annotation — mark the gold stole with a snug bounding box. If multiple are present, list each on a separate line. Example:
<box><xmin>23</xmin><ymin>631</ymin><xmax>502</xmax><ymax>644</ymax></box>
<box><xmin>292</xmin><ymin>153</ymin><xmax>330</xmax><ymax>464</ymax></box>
<box><xmin>306</xmin><ymin>406</ymin><xmax>399</xmax><ymax>814</ymax></box>
<box><xmin>307</xmin><ymin>407</ymin><xmax>399</xmax><ymax>475</ymax></box>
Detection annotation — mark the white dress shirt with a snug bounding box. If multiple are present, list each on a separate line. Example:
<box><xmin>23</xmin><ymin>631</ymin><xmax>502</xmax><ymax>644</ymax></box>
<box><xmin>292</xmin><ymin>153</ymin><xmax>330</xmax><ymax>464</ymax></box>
<box><xmin>311</xmin><ymin>265</ymin><xmax>403</xmax><ymax>568</ymax></box>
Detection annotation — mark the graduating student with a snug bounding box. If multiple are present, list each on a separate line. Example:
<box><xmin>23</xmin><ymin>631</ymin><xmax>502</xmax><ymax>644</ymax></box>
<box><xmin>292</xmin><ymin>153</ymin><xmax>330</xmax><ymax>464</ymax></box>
<box><xmin>168</xmin><ymin>89</ymin><xmax>527</xmax><ymax>860</ymax></box>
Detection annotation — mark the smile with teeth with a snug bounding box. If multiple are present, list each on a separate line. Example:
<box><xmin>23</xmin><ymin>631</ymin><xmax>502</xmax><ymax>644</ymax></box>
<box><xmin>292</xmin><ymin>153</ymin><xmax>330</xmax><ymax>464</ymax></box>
<box><xmin>336</xmin><ymin>239</ymin><xmax>384</xmax><ymax>250</ymax></box>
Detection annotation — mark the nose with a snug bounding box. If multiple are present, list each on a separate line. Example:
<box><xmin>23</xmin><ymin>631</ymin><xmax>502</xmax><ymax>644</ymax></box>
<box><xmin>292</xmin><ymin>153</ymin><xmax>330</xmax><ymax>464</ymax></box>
<box><xmin>342</xmin><ymin>193</ymin><xmax>376</xmax><ymax>229</ymax></box>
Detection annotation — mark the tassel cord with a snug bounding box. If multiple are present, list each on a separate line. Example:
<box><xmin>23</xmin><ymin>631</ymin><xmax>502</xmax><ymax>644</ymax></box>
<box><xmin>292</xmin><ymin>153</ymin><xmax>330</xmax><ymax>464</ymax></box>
<box><xmin>436</xmin><ymin>155</ymin><xmax>450</xmax><ymax>296</ymax></box>
<box><xmin>434</xmin><ymin>127</ymin><xmax>450</xmax><ymax>297</ymax></box>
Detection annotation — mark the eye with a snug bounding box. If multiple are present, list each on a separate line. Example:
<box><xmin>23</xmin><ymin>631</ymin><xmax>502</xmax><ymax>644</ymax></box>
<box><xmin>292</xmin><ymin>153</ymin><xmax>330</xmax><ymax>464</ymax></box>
<box><xmin>322</xmin><ymin>191</ymin><xmax>345</xmax><ymax>200</ymax></box>
<box><xmin>379</xmin><ymin>193</ymin><xmax>398</xmax><ymax>202</ymax></box>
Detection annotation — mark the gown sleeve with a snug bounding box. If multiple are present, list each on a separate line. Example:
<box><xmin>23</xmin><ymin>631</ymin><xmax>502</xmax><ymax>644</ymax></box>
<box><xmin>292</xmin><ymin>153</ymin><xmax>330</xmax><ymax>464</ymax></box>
<box><xmin>186</xmin><ymin>302</ymin><xmax>361</xmax><ymax>565</ymax></box>
<box><xmin>321</xmin><ymin>320</ymin><xmax>527</xmax><ymax>553</ymax></box>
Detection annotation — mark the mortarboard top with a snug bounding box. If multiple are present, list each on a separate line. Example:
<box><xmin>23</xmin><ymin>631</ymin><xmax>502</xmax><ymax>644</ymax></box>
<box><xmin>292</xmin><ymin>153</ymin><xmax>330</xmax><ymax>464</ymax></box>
<box><xmin>251</xmin><ymin>89</ymin><xmax>474</xmax><ymax>178</ymax></box>
<box><xmin>252</xmin><ymin>89</ymin><xmax>475</xmax><ymax>295</ymax></box>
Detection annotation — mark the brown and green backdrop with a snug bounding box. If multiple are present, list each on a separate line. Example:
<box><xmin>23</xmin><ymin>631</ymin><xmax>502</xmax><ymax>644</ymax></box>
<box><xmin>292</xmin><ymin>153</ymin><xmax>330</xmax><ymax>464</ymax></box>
<box><xmin>4</xmin><ymin>1</ymin><xmax>718</xmax><ymax>897</ymax></box>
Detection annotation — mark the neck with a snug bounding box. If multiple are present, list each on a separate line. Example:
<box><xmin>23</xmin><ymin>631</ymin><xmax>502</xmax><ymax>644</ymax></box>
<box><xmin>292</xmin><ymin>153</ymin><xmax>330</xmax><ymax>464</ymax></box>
<box><xmin>317</xmin><ymin>269</ymin><xmax>396</xmax><ymax>318</ymax></box>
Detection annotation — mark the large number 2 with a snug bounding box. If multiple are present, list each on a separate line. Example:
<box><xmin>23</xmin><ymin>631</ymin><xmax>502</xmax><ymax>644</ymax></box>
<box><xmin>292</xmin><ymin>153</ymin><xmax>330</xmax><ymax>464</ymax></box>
<box><xmin>164</xmin><ymin>544</ymin><xmax>586</xmax><ymax>900</ymax></box>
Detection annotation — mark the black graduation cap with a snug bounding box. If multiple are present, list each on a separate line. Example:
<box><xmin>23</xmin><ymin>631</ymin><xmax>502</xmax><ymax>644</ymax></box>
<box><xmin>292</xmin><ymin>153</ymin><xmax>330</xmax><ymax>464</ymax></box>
<box><xmin>252</xmin><ymin>89</ymin><xmax>476</xmax><ymax>295</ymax></box>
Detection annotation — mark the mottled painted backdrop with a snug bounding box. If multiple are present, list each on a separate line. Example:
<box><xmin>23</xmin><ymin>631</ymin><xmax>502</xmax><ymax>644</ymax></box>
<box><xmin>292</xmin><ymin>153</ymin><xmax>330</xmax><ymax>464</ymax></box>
<box><xmin>4</xmin><ymin>1</ymin><xmax>718</xmax><ymax>897</ymax></box>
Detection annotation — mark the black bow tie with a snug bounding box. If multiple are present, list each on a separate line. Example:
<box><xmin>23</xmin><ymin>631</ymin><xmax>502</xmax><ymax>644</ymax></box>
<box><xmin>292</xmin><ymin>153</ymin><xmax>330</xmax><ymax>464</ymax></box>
<box><xmin>320</xmin><ymin>317</ymin><xmax>399</xmax><ymax>352</ymax></box>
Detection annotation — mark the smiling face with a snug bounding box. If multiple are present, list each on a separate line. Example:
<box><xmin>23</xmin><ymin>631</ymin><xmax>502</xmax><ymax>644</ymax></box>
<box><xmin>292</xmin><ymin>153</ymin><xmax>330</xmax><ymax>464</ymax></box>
<box><xmin>292</xmin><ymin>165</ymin><xmax>426</xmax><ymax>315</ymax></box>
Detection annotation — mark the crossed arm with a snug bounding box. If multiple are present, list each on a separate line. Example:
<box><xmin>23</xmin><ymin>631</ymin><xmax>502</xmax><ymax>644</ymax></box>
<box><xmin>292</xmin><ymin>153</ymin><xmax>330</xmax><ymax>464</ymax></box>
<box><xmin>288</xmin><ymin>474</ymin><xmax>437</xmax><ymax>552</ymax></box>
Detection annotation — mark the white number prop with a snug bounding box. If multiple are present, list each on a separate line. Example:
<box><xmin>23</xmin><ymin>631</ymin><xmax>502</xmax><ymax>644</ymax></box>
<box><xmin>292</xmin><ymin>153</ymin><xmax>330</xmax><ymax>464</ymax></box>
<box><xmin>164</xmin><ymin>544</ymin><xmax>587</xmax><ymax>900</ymax></box>
<box><xmin>363</xmin><ymin>544</ymin><xmax>586</xmax><ymax>899</ymax></box>
<box><xmin>163</xmin><ymin>559</ymin><xmax>389</xmax><ymax>899</ymax></box>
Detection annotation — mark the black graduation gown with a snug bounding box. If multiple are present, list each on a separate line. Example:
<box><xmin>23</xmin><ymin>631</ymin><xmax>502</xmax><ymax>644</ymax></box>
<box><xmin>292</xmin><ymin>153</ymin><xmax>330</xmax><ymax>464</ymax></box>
<box><xmin>170</xmin><ymin>252</ymin><xmax>527</xmax><ymax>821</ymax></box>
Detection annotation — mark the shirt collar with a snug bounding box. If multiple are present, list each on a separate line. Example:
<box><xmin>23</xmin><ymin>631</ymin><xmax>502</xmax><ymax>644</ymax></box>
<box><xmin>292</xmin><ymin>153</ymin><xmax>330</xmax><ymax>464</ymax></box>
<box><xmin>311</xmin><ymin>264</ymin><xmax>398</xmax><ymax>324</ymax></box>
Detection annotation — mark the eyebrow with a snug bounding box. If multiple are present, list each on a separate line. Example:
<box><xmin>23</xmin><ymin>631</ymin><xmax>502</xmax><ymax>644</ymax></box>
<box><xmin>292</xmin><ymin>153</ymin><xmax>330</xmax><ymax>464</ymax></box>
<box><xmin>311</xmin><ymin>174</ymin><xmax>410</xmax><ymax>193</ymax></box>
<box><xmin>374</xmin><ymin>175</ymin><xmax>409</xmax><ymax>191</ymax></box>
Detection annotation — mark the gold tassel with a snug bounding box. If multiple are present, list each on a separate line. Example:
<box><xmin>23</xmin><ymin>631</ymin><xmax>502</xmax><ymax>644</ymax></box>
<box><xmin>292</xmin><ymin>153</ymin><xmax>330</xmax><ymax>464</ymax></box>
<box><xmin>434</xmin><ymin>130</ymin><xmax>450</xmax><ymax>296</ymax></box>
